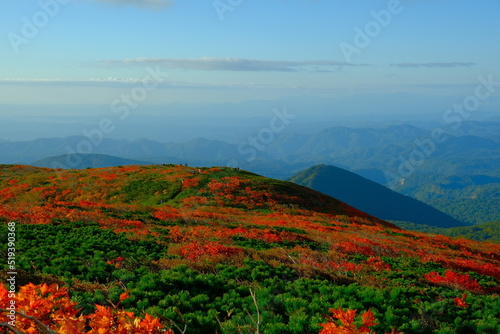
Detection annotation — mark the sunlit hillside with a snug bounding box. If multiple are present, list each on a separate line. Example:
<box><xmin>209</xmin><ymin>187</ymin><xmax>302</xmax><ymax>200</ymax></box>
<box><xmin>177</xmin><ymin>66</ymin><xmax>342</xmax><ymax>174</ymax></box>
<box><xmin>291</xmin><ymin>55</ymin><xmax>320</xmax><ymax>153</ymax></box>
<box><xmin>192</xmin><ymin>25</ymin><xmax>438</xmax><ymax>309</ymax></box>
<box><xmin>0</xmin><ymin>164</ymin><xmax>499</xmax><ymax>333</ymax></box>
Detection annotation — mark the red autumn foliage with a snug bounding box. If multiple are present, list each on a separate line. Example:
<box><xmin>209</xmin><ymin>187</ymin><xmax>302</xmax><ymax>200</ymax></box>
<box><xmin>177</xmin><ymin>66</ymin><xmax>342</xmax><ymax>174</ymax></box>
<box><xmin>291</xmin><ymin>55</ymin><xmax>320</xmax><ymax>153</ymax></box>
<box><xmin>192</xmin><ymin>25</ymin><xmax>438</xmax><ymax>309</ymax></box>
<box><xmin>454</xmin><ymin>293</ymin><xmax>468</xmax><ymax>308</ymax></box>
<box><xmin>424</xmin><ymin>270</ymin><xmax>483</xmax><ymax>292</ymax></box>
<box><xmin>153</xmin><ymin>207</ymin><xmax>180</xmax><ymax>221</ymax></box>
<box><xmin>167</xmin><ymin>225</ymin><xmax>186</xmax><ymax>242</ymax></box>
<box><xmin>366</xmin><ymin>257</ymin><xmax>392</xmax><ymax>271</ymax></box>
<box><xmin>319</xmin><ymin>308</ymin><xmax>377</xmax><ymax>334</ymax></box>
<box><xmin>328</xmin><ymin>261</ymin><xmax>363</xmax><ymax>273</ymax></box>
<box><xmin>0</xmin><ymin>283</ymin><xmax>170</xmax><ymax>334</ymax></box>
<box><xmin>180</xmin><ymin>241</ymin><xmax>242</xmax><ymax>261</ymax></box>
<box><xmin>334</xmin><ymin>242</ymin><xmax>376</xmax><ymax>256</ymax></box>
<box><xmin>419</xmin><ymin>253</ymin><xmax>500</xmax><ymax>280</ymax></box>
<box><xmin>182</xmin><ymin>177</ymin><xmax>200</xmax><ymax>188</ymax></box>
<box><xmin>0</xmin><ymin>163</ymin><xmax>499</xmax><ymax>332</ymax></box>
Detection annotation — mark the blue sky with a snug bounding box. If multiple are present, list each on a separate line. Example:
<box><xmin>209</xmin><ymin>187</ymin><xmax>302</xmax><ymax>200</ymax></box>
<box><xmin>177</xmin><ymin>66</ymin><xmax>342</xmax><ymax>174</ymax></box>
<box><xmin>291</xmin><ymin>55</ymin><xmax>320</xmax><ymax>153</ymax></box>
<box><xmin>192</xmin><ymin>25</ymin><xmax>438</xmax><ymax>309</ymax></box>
<box><xmin>1</xmin><ymin>0</ymin><xmax>499</xmax><ymax>107</ymax></box>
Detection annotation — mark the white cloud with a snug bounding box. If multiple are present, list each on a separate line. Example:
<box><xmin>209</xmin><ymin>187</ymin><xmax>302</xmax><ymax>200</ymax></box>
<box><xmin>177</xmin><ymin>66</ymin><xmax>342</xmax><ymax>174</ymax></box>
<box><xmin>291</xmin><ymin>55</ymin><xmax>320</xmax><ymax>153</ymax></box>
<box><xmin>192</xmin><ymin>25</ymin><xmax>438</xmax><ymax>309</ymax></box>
<box><xmin>98</xmin><ymin>57</ymin><xmax>369</xmax><ymax>72</ymax></box>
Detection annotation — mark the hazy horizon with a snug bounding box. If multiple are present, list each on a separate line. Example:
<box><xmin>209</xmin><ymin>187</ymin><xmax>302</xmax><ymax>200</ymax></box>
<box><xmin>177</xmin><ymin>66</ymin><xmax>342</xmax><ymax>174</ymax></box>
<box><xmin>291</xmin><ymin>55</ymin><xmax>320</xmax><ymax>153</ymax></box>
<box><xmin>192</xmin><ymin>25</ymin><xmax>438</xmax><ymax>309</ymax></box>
<box><xmin>1</xmin><ymin>92</ymin><xmax>500</xmax><ymax>142</ymax></box>
<box><xmin>1</xmin><ymin>1</ymin><xmax>499</xmax><ymax>143</ymax></box>
<box><xmin>2</xmin><ymin>1</ymin><xmax>499</xmax><ymax>109</ymax></box>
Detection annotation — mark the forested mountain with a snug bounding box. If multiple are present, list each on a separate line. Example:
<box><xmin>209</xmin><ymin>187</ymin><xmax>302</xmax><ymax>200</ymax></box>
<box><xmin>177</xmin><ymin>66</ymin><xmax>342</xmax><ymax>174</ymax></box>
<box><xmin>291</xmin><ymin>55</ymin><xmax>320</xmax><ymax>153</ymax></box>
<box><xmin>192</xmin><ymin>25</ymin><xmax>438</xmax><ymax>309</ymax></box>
<box><xmin>288</xmin><ymin>164</ymin><xmax>467</xmax><ymax>228</ymax></box>
<box><xmin>0</xmin><ymin>165</ymin><xmax>499</xmax><ymax>333</ymax></box>
<box><xmin>393</xmin><ymin>221</ymin><xmax>500</xmax><ymax>244</ymax></box>
<box><xmin>396</xmin><ymin>178</ymin><xmax>500</xmax><ymax>225</ymax></box>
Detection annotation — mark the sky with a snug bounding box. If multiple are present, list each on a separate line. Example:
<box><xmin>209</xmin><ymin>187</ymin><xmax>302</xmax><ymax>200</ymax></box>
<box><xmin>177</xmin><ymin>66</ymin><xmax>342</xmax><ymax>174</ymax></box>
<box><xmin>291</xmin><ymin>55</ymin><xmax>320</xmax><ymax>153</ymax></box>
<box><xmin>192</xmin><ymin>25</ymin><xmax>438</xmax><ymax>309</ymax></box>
<box><xmin>0</xmin><ymin>0</ymin><xmax>499</xmax><ymax>109</ymax></box>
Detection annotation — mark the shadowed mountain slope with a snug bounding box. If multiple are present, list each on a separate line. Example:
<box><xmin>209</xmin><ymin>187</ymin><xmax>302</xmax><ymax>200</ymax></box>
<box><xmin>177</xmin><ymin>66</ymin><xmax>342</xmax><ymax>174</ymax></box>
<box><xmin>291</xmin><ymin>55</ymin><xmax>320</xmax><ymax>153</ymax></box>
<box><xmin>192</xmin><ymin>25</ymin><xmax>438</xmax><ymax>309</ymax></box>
<box><xmin>289</xmin><ymin>164</ymin><xmax>468</xmax><ymax>228</ymax></box>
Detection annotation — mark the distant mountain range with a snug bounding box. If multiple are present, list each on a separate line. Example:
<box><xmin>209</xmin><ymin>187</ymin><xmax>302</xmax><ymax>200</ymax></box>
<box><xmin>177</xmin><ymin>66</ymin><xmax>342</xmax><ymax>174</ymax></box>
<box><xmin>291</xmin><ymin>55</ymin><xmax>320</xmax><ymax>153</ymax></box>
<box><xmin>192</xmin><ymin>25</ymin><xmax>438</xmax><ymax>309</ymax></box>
<box><xmin>0</xmin><ymin>121</ymin><xmax>498</xmax><ymax>225</ymax></box>
<box><xmin>1</xmin><ymin>121</ymin><xmax>498</xmax><ymax>166</ymax></box>
<box><xmin>289</xmin><ymin>164</ymin><xmax>468</xmax><ymax>228</ymax></box>
<box><xmin>31</xmin><ymin>154</ymin><xmax>153</xmax><ymax>169</ymax></box>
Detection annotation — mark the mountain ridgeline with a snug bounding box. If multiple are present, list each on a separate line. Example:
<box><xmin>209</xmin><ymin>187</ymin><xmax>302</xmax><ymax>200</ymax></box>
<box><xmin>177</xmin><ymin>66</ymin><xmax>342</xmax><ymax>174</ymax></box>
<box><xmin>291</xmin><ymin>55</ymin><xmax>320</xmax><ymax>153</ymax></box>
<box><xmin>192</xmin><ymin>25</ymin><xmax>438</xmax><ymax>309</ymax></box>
<box><xmin>289</xmin><ymin>164</ymin><xmax>468</xmax><ymax>228</ymax></box>
<box><xmin>31</xmin><ymin>153</ymin><xmax>153</xmax><ymax>169</ymax></box>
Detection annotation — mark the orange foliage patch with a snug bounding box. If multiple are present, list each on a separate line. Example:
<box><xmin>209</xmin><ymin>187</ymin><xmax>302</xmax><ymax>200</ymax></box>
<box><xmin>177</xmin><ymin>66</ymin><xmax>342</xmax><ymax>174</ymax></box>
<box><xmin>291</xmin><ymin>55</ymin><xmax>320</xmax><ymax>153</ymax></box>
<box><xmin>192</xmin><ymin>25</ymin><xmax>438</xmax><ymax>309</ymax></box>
<box><xmin>0</xmin><ymin>283</ymin><xmax>171</xmax><ymax>334</ymax></box>
<box><xmin>319</xmin><ymin>308</ymin><xmax>377</xmax><ymax>334</ymax></box>
<box><xmin>180</xmin><ymin>241</ymin><xmax>243</xmax><ymax>261</ymax></box>
<box><xmin>454</xmin><ymin>293</ymin><xmax>468</xmax><ymax>308</ymax></box>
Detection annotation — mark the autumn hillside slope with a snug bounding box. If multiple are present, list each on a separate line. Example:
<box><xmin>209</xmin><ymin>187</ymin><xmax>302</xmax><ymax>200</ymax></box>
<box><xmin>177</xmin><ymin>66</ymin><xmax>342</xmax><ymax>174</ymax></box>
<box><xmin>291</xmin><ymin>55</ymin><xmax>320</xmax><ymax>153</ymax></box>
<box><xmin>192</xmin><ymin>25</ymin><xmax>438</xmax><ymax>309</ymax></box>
<box><xmin>1</xmin><ymin>164</ymin><xmax>499</xmax><ymax>334</ymax></box>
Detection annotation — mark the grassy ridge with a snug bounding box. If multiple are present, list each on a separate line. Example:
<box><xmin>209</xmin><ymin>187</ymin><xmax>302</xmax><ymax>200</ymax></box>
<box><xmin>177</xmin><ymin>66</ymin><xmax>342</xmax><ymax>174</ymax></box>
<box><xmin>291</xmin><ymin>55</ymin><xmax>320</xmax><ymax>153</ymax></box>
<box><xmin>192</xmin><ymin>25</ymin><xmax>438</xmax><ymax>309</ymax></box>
<box><xmin>1</xmin><ymin>164</ymin><xmax>499</xmax><ymax>333</ymax></box>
